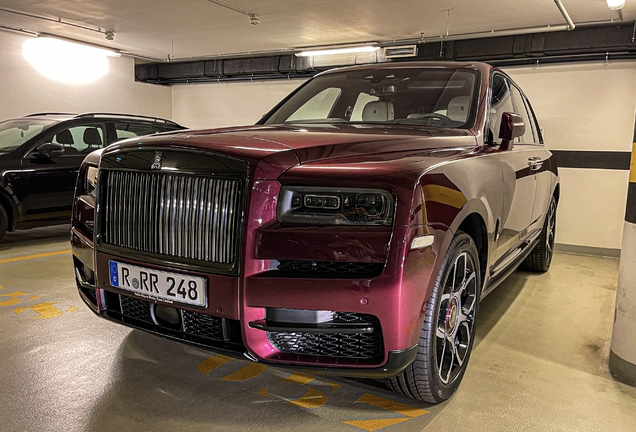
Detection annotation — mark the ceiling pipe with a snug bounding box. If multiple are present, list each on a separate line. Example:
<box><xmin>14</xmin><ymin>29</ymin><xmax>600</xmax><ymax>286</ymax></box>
<box><xmin>554</xmin><ymin>0</ymin><xmax>576</xmax><ymax>31</ymax></box>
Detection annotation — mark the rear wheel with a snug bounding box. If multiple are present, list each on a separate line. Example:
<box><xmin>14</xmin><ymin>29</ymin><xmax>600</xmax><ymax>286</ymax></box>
<box><xmin>522</xmin><ymin>196</ymin><xmax>556</xmax><ymax>272</ymax></box>
<box><xmin>0</xmin><ymin>204</ymin><xmax>8</xmax><ymax>242</ymax></box>
<box><xmin>388</xmin><ymin>231</ymin><xmax>480</xmax><ymax>403</ymax></box>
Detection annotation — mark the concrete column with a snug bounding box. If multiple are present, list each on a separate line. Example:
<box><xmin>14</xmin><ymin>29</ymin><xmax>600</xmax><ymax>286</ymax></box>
<box><xmin>610</xmin><ymin>136</ymin><xmax>636</xmax><ymax>386</ymax></box>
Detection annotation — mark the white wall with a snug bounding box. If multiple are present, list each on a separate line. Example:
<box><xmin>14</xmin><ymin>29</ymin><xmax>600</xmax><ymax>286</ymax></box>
<box><xmin>506</xmin><ymin>62</ymin><xmax>636</xmax><ymax>250</ymax></box>
<box><xmin>172</xmin><ymin>79</ymin><xmax>305</xmax><ymax>129</ymax></box>
<box><xmin>0</xmin><ymin>31</ymin><xmax>171</xmax><ymax>120</ymax></box>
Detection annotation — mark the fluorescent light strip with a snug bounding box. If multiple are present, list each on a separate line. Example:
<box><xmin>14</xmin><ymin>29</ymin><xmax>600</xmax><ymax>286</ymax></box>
<box><xmin>295</xmin><ymin>46</ymin><xmax>379</xmax><ymax>57</ymax></box>
<box><xmin>38</xmin><ymin>34</ymin><xmax>121</xmax><ymax>57</ymax></box>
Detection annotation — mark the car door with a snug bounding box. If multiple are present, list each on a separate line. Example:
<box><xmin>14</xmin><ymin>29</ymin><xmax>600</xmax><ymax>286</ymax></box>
<box><xmin>516</xmin><ymin>90</ymin><xmax>553</xmax><ymax>227</ymax></box>
<box><xmin>16</xmin><ymin>122</ymin><xmax>106</xmax><ymax>220</ymax></box>
<box><xmin>489</xmin><ymin>73</ymin><xmax>538</xmax><ymax>267</ymax></box>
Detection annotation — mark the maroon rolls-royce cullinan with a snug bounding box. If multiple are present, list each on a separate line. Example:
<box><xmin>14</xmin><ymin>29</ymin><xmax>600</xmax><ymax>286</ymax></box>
<box><xmin>71</xmin><ymin>61</ymin><xmax>558</xmax><ymax>403</ymax></box>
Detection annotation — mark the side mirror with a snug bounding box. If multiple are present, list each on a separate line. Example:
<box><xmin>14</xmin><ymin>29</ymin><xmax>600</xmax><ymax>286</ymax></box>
<box><xmin>33</xmin><ymin>143</ymin><xmax>65</xmax><ymax>159</ymax></box>
<box><xmin>498</xmin><ymin>112</ymin><xmax>525</xmax><ymax>151</ymax></box>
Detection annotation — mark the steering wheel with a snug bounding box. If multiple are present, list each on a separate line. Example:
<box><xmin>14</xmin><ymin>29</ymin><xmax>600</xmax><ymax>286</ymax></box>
<box><xmin>413</xmin><ymin>113</ymin><xmax>454</xmax><ymax>123</ymax></box>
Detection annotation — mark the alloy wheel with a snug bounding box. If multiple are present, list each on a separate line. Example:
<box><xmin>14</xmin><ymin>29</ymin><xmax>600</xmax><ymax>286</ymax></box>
<box><xmin>435</xmin><ymin>251</ymin><xmax>478</xmax><ymax>385</ymax></box>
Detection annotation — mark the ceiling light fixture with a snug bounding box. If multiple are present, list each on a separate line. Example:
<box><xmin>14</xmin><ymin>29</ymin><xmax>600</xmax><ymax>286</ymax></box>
<box><xmin>606</xmin><ymin>0</ymin><xmax>626</xmax><ymax>10</ymax></box>
<box><xmin>38</xmin><ymin>34</ymin><xmax>121</xmax><ymax>57</ymax></box>
<box><xmin>295</xmin><ymin>46</ymin><xmax>380</xmax><ymax>57</ymax></box>
<box><xmin>23</xmin><ymin>36</ymin><xmax>117</xmax><ymax>84</ymax></box>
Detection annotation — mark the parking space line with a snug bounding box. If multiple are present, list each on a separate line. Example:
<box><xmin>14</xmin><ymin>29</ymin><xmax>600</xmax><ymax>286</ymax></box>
<box><xmin>197</xmin><ymin>354</ymin><xmax>233</xmax><ymax>375</ymax></box>
<box><xmin>354</xmin><ymin>393</ymin><xmax>429</xmax><ymax>418</ymax></box>
<box><xmin>0</xmin><ymin>249</ymin><xmax>71</xmax><ymax>264</ymax></box>
<box><xmin>221</xmin><ymin>363</ymin><xmax>267</xmax><ymax>381</ymax></box>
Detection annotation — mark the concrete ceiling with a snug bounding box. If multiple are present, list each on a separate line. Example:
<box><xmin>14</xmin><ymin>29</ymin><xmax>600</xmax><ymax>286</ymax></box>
<box><xmin>0</xmin><ymin>0</ymin><xmax>632</xmax><ymax>60</ymax></box>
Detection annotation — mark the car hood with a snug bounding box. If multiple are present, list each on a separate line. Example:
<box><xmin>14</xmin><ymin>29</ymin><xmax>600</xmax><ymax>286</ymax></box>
<box><xmin>108</xmin><ymin>124</ymin><xmax>476</xmax><ymax>179</ymax></box>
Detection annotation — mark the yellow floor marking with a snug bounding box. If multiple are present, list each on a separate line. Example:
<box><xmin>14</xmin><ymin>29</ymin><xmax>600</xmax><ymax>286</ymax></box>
<box><xmin>287</xmin><ymin>386</ymin><xmax>328</xmax><ymax>409</ymax></box>
<box><xmin>197</xmin><ymin>354</ymin><xmax>233</xmax><ymax>375</ymax></box>
<box><xmin>221</xmin><ymin>363</ymin><xmax>267</xmax><ymax>381</ymax></box>
<box><xmin>14</xmin><ymin>302</ymin><xmax>63</xmax><ymax>319</ymax></box>
<box><xmin>30</xmin><ymin>295</ymin><xmax>39</xmax><ymax>301</ymax></box>
<box><xmin>281</xmin><ymin>372</ymin><xmax>315</xmax><ymax>386</ymax></box>
<box><xmin>66</xmin><ymin>306</ymin><xmax>78</xmax><ymax>313</ymax></box>
<box><xmin>344</xmin><ymin>418</ymin><xmax>410</xmax><ymax>431</ymax></box>
<box><xmin>257</xmin><ymin>387</ymin><xmax>271</xmax><ymax>398</ymax></box>
<box><xmin>327</xmin><ymin>381</ymin><xmax>341</xmax><ymax>393</ymax></box>
<box><xmin>355</xmin><ymin>393</ymin><xmax>429</xmax><ymax>418</ymax></box>
<box><xmin>281</xmin><ymin>372</ymin><xmax>340</xmax><ymax>392</ymax></box>
<box><xmin>0</xmin><ymin>249</ymin><xmax>71</xmax><ymax>264</ymax></box>
<box><xmin>0</xmin><ymin>291</ymin><xmax>28</xmax><ymax>307</ymax></box>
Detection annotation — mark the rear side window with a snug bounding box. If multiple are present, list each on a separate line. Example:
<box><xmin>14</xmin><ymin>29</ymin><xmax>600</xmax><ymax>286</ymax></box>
<box><xmin>114</xmin><ymin>122</ymin><xmax>157</xmax><ymax>140</ymax></box>
<box><xmin>509</xmin><ymin>84</ymin><xmax>535</xmax><ymax>144</ymax></box>
<box><xmin>47</xmin><ymin>123</ymin><xmax>105</xmax><ymax>155</ymax></box>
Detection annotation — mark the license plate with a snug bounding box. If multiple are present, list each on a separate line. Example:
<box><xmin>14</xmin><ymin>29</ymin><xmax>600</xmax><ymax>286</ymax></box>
<box><xmin>109</xmin><ymin>260</ymin><xmax>206</xmax><ymax>307</ymax></box>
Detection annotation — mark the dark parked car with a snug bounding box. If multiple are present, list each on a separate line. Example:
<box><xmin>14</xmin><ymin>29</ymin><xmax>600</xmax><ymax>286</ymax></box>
<box><xmin>71</xmin><ymin>62</ymin><xmax>558</xmax><ymax>403</ymax></box>
<box><xmin>0</xmin><ymin>113</ymin><xmax>184</xmax><ymax>240</ymax></box>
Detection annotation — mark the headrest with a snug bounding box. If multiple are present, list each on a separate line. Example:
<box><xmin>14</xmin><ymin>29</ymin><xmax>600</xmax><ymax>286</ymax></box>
<box><xmin>362</xmin><ymin>101</ymin><xmax>395</xmax><ymax>122</ymax></box>
<box><xmin>83</xmin><ymin>128</ymin><xmax>102</xmax><ymax>146</ymax></box>
<box><xmin>447</xmin><ymin>96</ymin><xmax>471</xmax><ymax>122</ymax></box>
<box><xmin>55</xmin><ymin>129</ymin><xmax>74</xmax><ymax>145</ymax></box>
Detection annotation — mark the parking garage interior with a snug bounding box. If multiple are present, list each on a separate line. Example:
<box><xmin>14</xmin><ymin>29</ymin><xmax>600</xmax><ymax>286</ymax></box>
<box><xmin>2</xmin><ymin>1</ymin><xmax>636</xmax><ymax>431</ymax></box>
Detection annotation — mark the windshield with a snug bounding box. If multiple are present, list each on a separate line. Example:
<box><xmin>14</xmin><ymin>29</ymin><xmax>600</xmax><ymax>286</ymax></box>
<box><xmin>264</xmin><ymin>68</ymin><xmax>479</xmax><ymax>129</ymax></box>
<box><xmin>0</xmin><ymin>119</ymin><xmax>57</xmax><ymax>152</ymax></box>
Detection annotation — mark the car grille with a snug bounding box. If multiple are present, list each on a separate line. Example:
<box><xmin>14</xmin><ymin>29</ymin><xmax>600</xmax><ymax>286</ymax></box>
<box><xmin>120</xmin><ymin>295</ymin><xmax>153</xmax><ymax>323</ymax></box>
<box><xmin>114</xmin><ymin>295</ymin><xmax>227</xmax><ymax>344</ymax></box>
<box><xmin>102</xmin><ymin>171</ymin><xmax>241</xmax><ymax>265</ymax></box>
<box><xmin>275</xmin><ymin>260</ymin><xmax>384</xmax><ymax>278</ymax></box>
<box><xmin>268</xmin><ymin>312</ymin><xmax>383</xmax><ymax>361</ymax></box>
<box><xmin>183</xmin><ymin>310</ymin><xmax>224</xmax><ymax>341</ymax></box>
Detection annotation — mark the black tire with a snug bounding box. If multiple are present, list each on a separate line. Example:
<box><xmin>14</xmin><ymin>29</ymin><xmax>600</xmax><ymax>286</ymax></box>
<box><xmin>388</xmin><ymin>231</ymin><xmax>481</xmax><ymax>403</ymax></box>
<box><xmin>522</xmin><ymin>196</ymin><xmax>556</xmax><ymax>272</ymax></box>
<box><xmin>0</xmin><ymin>204</ymin><xmax>8</xmax><ymax>242</ymax></box>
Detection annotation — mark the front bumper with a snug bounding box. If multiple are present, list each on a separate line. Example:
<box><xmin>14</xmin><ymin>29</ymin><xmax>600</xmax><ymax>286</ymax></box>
<box><xmin>72</xmin><ymin>221</ymin><xmax>436</xmax><ymax>378</ymax></box>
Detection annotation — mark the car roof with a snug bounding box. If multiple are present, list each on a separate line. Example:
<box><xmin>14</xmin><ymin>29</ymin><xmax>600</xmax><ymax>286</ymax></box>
<box><xmin>20</xmin><ymin>112</ymin><xmax>183</xmax><ymax>127</ymax></box>
<box><xmin>318</xmin><ymin>60</ymin><xmax>494</xmax><ymax>76</ymax></box>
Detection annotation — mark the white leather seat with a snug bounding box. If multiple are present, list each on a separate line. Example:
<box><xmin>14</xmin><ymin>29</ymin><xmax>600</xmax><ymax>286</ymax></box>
<box><xmin>362</xmin><ymin>101</ymin><xmax>395</xmax><ymax>122</ymax></box>
<box><xmin>446</xmin><ymin>96</ymin><xmax>470</xmax><ymax>122</ymax></box>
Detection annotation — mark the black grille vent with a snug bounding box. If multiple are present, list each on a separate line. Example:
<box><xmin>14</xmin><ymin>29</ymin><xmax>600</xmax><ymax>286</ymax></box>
<box><xmin>120</xmin><ymin>295</ymin><xmax>153</xmax><ymax>323</ymax></box>
<box><xmin>183</xmin><ymin>310</ymin><xmax>224</xmax><ymax>341</ymax></box>
<box><xmin>275</xmin><ymin>260</ymin><xmax>384</xmax><ymax>278</ymax></box>
<box><xmin>268</xmin><ymin>312</ymin><xmax>382</xmax><ymax>361</ymax></box>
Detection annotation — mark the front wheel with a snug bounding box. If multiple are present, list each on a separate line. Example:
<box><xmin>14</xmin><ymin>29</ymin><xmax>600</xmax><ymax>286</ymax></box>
<box><xmin>388</xmin><ymin>231</ymin><xmax>481</xmax><ymax>403</ymax></box>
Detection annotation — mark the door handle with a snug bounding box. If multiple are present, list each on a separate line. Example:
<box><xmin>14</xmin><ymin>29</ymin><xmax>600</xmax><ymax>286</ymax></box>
<box><xmin>528</xmin><ymin>157</ymin><xmax>543</xmax><ymax>171</ymax></box>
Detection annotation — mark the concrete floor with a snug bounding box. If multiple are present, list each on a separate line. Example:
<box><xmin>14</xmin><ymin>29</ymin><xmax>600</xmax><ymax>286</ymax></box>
<box><xmin>1</xmin><ymin>226</ymin><xmax>635</xmax><ymax>432</ymax></box>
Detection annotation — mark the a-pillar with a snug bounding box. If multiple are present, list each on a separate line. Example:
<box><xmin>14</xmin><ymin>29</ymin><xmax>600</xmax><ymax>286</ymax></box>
<box><xmin>610</xmin><ymin>133</ymin><xmax>636</xmax><ymax>386</ymax></box>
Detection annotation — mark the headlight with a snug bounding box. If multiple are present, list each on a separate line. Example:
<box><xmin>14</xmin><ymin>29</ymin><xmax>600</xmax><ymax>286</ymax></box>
<box><xmin>277</xmin><ymin>186</ymin><xmax>394</xmax><ymax>226</ymax></box>
<box><xmin>85</xmin><ymin>165</ymin><xmax>99</xmax><ymax>198</ymax></box>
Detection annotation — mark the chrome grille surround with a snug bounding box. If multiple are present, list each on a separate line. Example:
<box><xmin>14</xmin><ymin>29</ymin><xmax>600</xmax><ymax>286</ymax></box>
<box><xmin>102</xmin><ymin>171</ymin><xmax>242</xmax><ymax>266</ymax></box>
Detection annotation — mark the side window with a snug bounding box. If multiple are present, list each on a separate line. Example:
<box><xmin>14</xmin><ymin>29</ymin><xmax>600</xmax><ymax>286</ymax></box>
<box><xmin>488</xmin><ymin>74</ymin><xmax>515</xmax><ymax>145</ymax></box>
<box><xmin>522</xmin><ymin>95</ymin><xmax>543</xmax><ymax>144</ymax></box>
<box><xmin>509</xmin><ymin>84</ymin><xmax>535</xmax><ymax>143</ymax></box>
<box><xmin>114</xmin><ymin>122</ymin><xmax>157</xmax><ymax>140</ymax></box>
<box><xmin>287</xmin><ymin>87</ymin><xmax>341</xmax><ymax>122</ymax></box>
<box><xmin>48</xmin><ymin>124</ymin><xmax>105</xmax><ymax>155</ymax></box>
